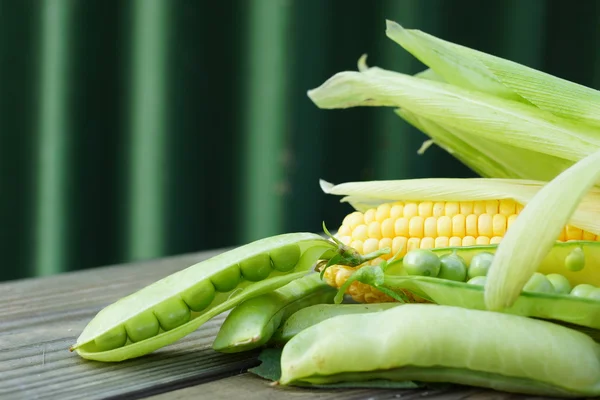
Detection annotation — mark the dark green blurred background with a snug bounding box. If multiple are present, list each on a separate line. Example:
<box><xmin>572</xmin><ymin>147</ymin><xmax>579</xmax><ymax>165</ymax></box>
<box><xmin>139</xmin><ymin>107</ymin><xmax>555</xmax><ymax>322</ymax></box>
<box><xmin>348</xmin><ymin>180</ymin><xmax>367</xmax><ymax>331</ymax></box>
<box><xmin>2</xmin><ymin>0</ymin><xmax>599</xmax><ymax>281</ymax></box>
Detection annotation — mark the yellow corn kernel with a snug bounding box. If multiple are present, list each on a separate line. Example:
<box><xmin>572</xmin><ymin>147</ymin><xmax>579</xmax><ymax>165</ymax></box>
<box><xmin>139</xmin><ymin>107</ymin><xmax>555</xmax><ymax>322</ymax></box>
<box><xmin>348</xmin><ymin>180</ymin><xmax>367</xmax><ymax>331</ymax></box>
<box><xmin>449</xmin><ymin>236</ymin><xmax>462</xmax><ymax>247</ymax></box>
<box><xmin>420</xmin><ymin>237</ymin><xmax>435</xmax><ymax>249</ymax></box>
<box><xmin>507</xmin><ymin>214</ymin><xmax>518</xmax><ymax>230</ymax></box>
<box><xmin>345</xmin><ymin>211</ymin><xmax>364</xmax><ymax>229</ymax></box>
<box><xmin>452</xmin><ymin>214</ymin><xmax>466</xmax><ymax>237</ymax></box>
<box><xmin>424</xmin><ymin>216</ymin><xmax>437</xmax><ymax>237</ymax></box>
<box><xmin>490</xmin><ymin>236</ymin><xmax>503</xmax><ymax>244</ymax></box>
<box><xmin>350</xmin><ymin>240</ymin><xmax>364</xmax><ymax>254</ymax></box>
<box><xmin>516</xmin><ymin>203</ymin><xmax>525</xmax><ymax>213</ymax></box>
<box><xmin>381</xmin><ymin>218</ymin><xmax>395</xmax><ymax>238</ymax></box>
<box><xmin>339</xmin><ymin>236</ymin><xmax>352</xmax><ymax>246</ymax></box>
<box><xmin>352</xmin><ymin>224</ymin><xmax>368</xmax><ymax>241</ymax></box>
<box><xmin>379</xmin><ymin>237</ymin><xmax>393</xmax><ymax>256</ymax></box>
<box><xmin>395</xmin><ymin>217</ymin><xmax>409</xmax><ymax>237</ymax></box>
<box><xmin>437</xmin><ymin>216</ymin><xmax>452</xmax><ymax>237</ymax></box>
<box><xmin>499</xmin><ymin>199</ymin><xmax>516</xmax><ymax>216</ymax></box>
<box><xmin>408</xmin><ymin>216</ymin><xmax>424</xmax><ymax>238</ymax></box>
<box><xmin>566</xmin><ymin>226</ymin><xmax>583</xmax><ymax>241</ymax></box>
<box><xmin>404</xmin><ymin>202</ymin><xmax>418</xmax><ymax>219</ymax></box>
<box><xmin>392</xmin><ymin>237</ymin><xmax>408</xmax><ymax>257</ymax></box>
<box><xmin>368</xmin><ymin>221</ymin><xmax>382</xmax><ymax>239</ymax></box>
<box><xmin>459</xmin><ymin>201</ymin><xmax>474</xmax><ymax>215</ymax></box>
<box><xmin>418</xmin><ymin>201</ymin><xmax>433</xmax><ymax>217</ymax></box>
<box><xmin>390</xmin><ymin>203</ymin><xmax>404</xmax><ymax>220</ymax></box>
<box><xmin>375</xmin><ymin>203</ymin><xmax>391</xmax><ymax>222</ymax></box>
<box><xmin>364</xmin><ymin>208</ymin><xmax>377</xmax><ymax>224</ymax></box>
<box><xmin>432</xmin><ymin>202</ymin><xmax>445</xmax><ymax>217</ymax></box>
<box><xmin>492</xmin><ymin>214</ymin><xmax>507</xmax><ymax>236</ymax></box>
<box><xmin>476</xmin><ymin>236</ymin><xmax>491</xmax><ymax>245</ymax></box>
<box><xmin>478</xmin><ymin>214</ymin><xmax>493</xmax><ymax>237</ymax></box>
<box><xmin>466</xmin><ymin>214</ymin><xmax>478</xmax><ymax>237</ymax></box>
<box><xmin>462</xmin><ymin>236</ymin><xmax>476</xmax><ymax>246</ymax></box>
<box><xmin>363</xmin><ymin>238</ymin><xmax>379</xmax><ymax>255</ymax></box>
<box><xmin>485</xmin><ymin>200</ymin><xmax>499</xmax><ymax>215</ymax></box>
<box><xmin>337</xmin><ymin>224</ymin><xmax>351</xmax><ymax>236</ymax></box>
<box><xmin>558</xmin><ymin>227</ymin><xmax>566</xmax><ymax>241</ymax></box>
<box><xmin>407</xmin><ymin>237</ymin><xmax>421</xmax><ymax>252</ymax></box>
<box><xmin>473</xmin><ymin>201</ymin><xmax>486</xmax><ymax>215</ymax></box>
<box><xmin>435</xmin><ymin>236</ymin><xmax>449</xmax><ymax>248</ymax></box>
<box><xmin>583</xmin><ymin>231</ymin><xmax>596</xmax><ymax>241</ymax></box>
<box><xmin>445</xmin><ymin>202</ymin><xmax>459</xmax><ymax>217</ymax></box>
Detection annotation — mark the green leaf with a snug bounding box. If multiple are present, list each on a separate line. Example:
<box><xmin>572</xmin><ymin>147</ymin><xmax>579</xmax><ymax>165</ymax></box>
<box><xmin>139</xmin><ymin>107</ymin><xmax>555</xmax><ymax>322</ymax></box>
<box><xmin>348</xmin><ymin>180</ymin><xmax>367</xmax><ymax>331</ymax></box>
<box><xmin>484</xmin><ymin>148</ymin><xmax>600</xmax><ymax>310</ymax></box>
<box><xmin>384</xmin><ymin>21</ymin><xmax>600</xmax><ymax>128</ymax></box>
<box><xmin>397</xmin><ymin>108</ymin><xmax>573</xmax><ymax>181</ymax></box>
<box><xmin>308</xmin><ymin>66</ymin><xmax>600</xmax><ymax>164</ymax></box>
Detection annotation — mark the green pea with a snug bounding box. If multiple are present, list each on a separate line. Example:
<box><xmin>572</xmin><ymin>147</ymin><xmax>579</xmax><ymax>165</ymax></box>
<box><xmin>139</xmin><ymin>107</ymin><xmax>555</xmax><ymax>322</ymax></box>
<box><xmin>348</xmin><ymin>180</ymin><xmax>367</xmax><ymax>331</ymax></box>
<box><xmin>468</xmin><ymin>252</ymin><xmax>494</xmax><ymax>279</ymax></box>
<box><xmin>571</xmin><ymin>284</ymin><xmax>596</xmax><ymax>298</ymax></box>
<box><xmin>94</xmin><ymin>325</ymin><xmax>127</xmax><ymax>352</ymax></box>
<box><xmin>270</xmin><ymin>244</ymin><xmax>301</xmax><ymax>272</ymax></box>
<box><xmin>565</xmin><ymin>247</ymin><xmax>585</xmax><ymax>272</ymax></box>
<box><xmin>546</xmin><ymin>274</ymin><xmax>572</xmax><ymax>295</ymax></box>
<box><xmin>467</xmin><ymin>276</ymin><xmax>487</xmax><ymax>286</ymax></box>
<box><xmin>125</xmin><ymin>311</ymin><xmax>160</xmax><ymax>343</ymax></box>
<box><xmin>522</xmin><ymin>273</ymin><xmax>555</xmax><ymax>294</ymax></box>
<box><xmin>181</xmin><ymin>279</ymin><xmax>216</xmax><ymax>311</ymax></box>
<box><xmin>437</xmin><ymin>253</ymin><xmax>467</xmax><ymax>282</ymax></box>
<box><xmin>153</xmin><ymin>297</ymin><xmax>191</xmax><ymax>331</ymax></box>
<box><xmin>240</xmin><ymin>253</ymin><xmax>273</xmax><ymax>282</ymax></box>
<box><xmin>587</xmin><ymin>288</ymin><xmax>600</xmax><ymax>301</ymax></box>
<box><xmin>211</xmin><ymin>265</ymin><xmax>242</xmax><ymax>292</ymax></box>
<box><xmin>403</xmin><ymin>249</ymin><xmax>440</xmax><ymax>277</ymax></box>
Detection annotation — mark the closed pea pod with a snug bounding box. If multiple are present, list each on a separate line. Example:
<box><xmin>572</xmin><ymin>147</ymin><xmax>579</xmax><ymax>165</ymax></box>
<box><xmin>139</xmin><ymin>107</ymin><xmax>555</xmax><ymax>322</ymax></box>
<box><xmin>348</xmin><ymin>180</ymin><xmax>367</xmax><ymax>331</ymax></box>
<box><xmin>279</xmin><ymin>304</ymin><xmax>600</xmax><ymax>397</ymax></box>
<box><xmin>212</xmin><ymin>273</ymin><xmax>336</xmax><ymax>353</ymax></box>
<box><xmin>71</xmin><ymin>232</ymin><xmax>382</xmax><ymax>362</ymax></box>
<box><xmin>270</xmin><ymin>303</ymin><xmax>401</xmax><ymax>344</ymax></box>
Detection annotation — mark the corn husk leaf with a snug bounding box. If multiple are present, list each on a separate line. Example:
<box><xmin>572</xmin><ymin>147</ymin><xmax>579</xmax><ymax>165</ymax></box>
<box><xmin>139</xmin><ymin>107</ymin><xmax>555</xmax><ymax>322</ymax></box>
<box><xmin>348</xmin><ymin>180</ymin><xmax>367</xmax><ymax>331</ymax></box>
<box><xmin>397</xmin><ymin>108</ymin><xmax>573</xmax><ymax>181</ymax></box>
<box><xmin>485</xmin><ymin>148</ymin><xmax>600</xmax><ymax>310</ymax></box>
<box><xmin>308</xmin><ymin>65</ymin><xmax>600</xmax><ymax>164</ymax></box>
<box><xmin>319</xmin><ymin>178</ymin><xmax>600</xmax><ymax>236</ymax></box>
<box><xmin>385</xmin><ymin>21</ymin><xmax>600</xmax><ymax>128</ymax></box>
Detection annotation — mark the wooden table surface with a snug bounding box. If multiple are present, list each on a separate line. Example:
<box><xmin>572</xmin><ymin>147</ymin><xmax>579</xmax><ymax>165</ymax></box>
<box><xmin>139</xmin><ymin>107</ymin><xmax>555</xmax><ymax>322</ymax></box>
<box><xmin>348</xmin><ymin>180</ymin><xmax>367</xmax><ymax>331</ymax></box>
<box><xmin>1</xmin><ymin>248</ymin><xmax>553</xmax><ymax>400</ymax></box>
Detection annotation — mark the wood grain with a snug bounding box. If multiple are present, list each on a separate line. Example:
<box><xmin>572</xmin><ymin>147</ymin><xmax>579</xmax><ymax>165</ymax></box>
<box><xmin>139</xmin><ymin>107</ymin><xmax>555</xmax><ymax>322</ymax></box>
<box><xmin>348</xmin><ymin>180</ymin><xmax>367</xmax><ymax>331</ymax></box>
<box><xmin>0</xmin><ymin>248</ymin><xmax>557</xmax><ymax>400</ymax></box>
<box><xmin>0</xmin><ymin>248</ymin><xmax>261</xmax><ymax>400</ymax></box>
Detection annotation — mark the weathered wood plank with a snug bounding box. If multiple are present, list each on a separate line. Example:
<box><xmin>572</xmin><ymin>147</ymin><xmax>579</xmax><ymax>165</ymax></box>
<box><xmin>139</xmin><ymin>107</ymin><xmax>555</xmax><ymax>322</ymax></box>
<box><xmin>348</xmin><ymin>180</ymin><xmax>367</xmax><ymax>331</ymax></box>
<box><xmin>0</xmin><ymin>249</ymin><xmax>263</xmax><ymax>400</ymax></box>
<box><xmin>146</xmin><ymin>373</ymin><xmax>548</xmax><ymax>400</ymax></box>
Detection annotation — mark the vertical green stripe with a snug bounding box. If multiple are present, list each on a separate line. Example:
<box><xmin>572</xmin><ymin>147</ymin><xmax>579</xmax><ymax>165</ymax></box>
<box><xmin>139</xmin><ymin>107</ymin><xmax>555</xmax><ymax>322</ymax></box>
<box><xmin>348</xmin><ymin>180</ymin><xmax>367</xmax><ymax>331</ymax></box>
<box><xmin>501</xmin><ymin>0</ymin><xmax>546</xmax><ymax>69</ymax></box>
<box><xmin>374</xmin><ymin>1</ymin><xmax>423</xmax><ymax>179</ymax></box>
<box><xmin>241</xmin><ymin>0</ymin><xmax>290</xmax><ymax>242</ymax></box>
<box><xmin>35</xmin><ymin>0</ymin><xmax>72</xmax><ymax>276</ymax></box>
<box><xmin>127</xmin><ymin>0</ymin><xmax>168</xmax><ymax>259</ymax></box>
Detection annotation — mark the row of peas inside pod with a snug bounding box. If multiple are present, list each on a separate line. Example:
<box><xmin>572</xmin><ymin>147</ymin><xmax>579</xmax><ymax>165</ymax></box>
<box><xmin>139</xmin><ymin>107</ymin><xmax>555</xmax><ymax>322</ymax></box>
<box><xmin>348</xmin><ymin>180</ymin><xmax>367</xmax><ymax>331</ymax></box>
<box><xmin>402</xmin><ymin>247</ymin><xmax>600</xmax><ymax>300</ymax></box>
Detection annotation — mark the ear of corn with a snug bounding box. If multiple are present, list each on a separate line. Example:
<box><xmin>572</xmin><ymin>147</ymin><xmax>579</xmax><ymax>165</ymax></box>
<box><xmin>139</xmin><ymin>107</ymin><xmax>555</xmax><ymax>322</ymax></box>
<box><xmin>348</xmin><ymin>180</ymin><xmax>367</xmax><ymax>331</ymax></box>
<box><xmin>321</xmin><ymin>178</ymin><xmax>600</xmax><ymax>304</ymax></box>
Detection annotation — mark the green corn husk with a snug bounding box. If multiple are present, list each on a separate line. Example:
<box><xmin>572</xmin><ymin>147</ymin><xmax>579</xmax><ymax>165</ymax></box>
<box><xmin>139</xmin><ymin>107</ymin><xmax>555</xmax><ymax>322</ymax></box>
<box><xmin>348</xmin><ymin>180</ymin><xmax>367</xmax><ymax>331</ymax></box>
<box><xmin>308</xmin><ymin>21</ymin><xmax>600</xmax><ymax>185</ymax></box>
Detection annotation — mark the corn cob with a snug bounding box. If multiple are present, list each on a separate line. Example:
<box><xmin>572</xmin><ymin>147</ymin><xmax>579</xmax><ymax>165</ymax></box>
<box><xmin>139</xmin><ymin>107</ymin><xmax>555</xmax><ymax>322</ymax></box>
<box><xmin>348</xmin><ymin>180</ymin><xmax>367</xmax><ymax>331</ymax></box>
<box><xmin>323</xmin><ymin>199</ymin><xmax>599</xmax><ymax>303</ymax></box>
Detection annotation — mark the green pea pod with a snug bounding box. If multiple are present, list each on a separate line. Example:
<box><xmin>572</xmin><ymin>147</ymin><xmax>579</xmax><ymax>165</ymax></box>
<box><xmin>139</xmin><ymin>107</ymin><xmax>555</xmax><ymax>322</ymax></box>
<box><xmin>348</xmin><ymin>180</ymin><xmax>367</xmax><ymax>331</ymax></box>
<box><xmin>271</xmin><ymin>303</ymin><xmax>400</xmax><ymax>345</ymax></box>
<box><xmin>385</xmin><ymin>241</ymin><xmax>600</xmax><ymax>287</ymax></box>
<box><xmin>71</xmin><ymin>233</ymin><xmax>347</xmax><ymax>362</ymax></box>
<box><xmin>212</xmin><ymin>273</ymin><xmax>336</xmax><ymax>353</ymax></box>
<box><xmin>383</xmin><ymin>275</ymin><xmax>600</xmax><ymax>330</ymax></box>
<box><xmin>279</xmin><ymin>304</ymin><xmax>600</xmax><ymax>397</ymax></box>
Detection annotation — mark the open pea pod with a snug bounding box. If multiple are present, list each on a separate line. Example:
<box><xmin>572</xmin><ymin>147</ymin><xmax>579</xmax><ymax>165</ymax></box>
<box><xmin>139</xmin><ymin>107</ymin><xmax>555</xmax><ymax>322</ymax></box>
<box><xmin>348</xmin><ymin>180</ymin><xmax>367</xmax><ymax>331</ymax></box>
<box><xmin>384</xmin><ymin>276</ymin><xmax>600</xmax><ymax>329</ymax></box>
<box><xmin>375</xmin><ymin>241</ymin><xmax>600</xmax><ymax>329</ymax></box>
<box><xmin>71</xmin><ymin>232</ymin><xmax>381</xmax><ymax>362</ymax></box>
